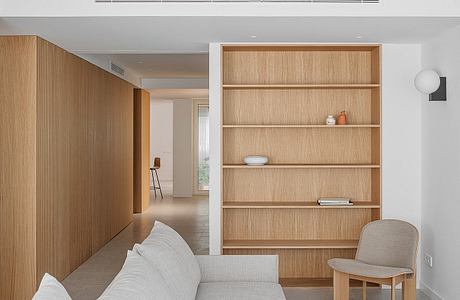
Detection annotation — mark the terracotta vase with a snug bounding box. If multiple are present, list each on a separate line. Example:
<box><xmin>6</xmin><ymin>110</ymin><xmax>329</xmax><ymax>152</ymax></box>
<box><xmin>337</xmin><ymin>111</ymin><xmax>347</xmax><ymax>125</ymax></box>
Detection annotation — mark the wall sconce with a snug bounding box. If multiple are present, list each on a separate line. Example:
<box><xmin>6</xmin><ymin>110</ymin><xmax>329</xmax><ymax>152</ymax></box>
<box><xmin>415</xmin><ymin>69</ymin><xmax>447</xmax><ymax>101</ymax></box>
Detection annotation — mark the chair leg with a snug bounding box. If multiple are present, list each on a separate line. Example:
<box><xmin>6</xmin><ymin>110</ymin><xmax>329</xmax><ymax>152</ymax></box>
<box><xmin>333</xmin><ymin>270</ymin><xmax>349</xmax><ymax>300</ymax></box>
<box><xmin>402</xmin><ymin>274</ymin><xmax>416</xmax><ymax>300</ymax></box>
<box><xmin>154</xmin><ymin>169</ymin><xmax>163</xmax><ymax>199</ymax></box>
<box><xmin>391</xmin><ymin>277</ymin><xmax>396</xmax><ymax>300</ymax></box>
<box><xmin>362</xmin><ymin>281</ymin><xmax>366</xmax><ymax>300</ymax></box>
<box><xmin>151</xmin><ymin>169</ymin><xmax>157</xmax><ymax>198</ymax></box>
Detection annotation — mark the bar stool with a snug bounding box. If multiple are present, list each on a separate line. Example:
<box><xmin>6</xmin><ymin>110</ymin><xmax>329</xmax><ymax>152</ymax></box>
<box><xmin>150</xmin><ymin>157</ymin><xmax>163</xmax><ymax>199</ymax></box>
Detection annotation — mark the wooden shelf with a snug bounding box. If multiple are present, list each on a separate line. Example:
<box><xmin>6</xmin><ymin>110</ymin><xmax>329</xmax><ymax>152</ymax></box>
<box><xmin>222</xmin><ymin>201</ymin><xmax>380</xmax><ymax>209</ymax></box>
<box><xmin>223</xmin><ymin>124</ymin><xmax>380</xmax><ymax>128</ymax></box>
<box><xmin>223</xmin><ymin>164</ymin><xmax>380</xmax><ymax>169</ymax></box>
<box><xmin>222</xmin><ymin>84</ymin><xmax>380</xmax><ymax>89</ymax></box>
<box><xmin>222</xmin><ymin>239</ymin><xmax>359</xmax><ymax>249</ymax></box>
<box><xmin>280</xmin><ymin>278</ymin><xmax>379</xmax><ymax>287</ymax></box>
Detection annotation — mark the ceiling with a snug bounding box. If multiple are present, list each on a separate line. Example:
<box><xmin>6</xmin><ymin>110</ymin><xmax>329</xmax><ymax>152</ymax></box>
<box><xmin>92</xmin><ymin>53</ymin><xmax>208</xmax><ymax>78</ymax></box>
<box><xmin>149</xmin><ymin>88</ymin><xmax>208</xmax><ymax>99</ymax></box>
<box><xmin>1</xmin><ymin>17</ymin><xmax>460</xmax><ymax>53</ymax></box>
<box><xmin>2</xmin><ymin>16</ymin><xmax>459</xmax><ymax>99</ymax></box>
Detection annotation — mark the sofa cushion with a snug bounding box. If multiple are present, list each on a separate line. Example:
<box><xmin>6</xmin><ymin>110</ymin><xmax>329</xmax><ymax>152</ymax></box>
<box><xmin>134</xmin><ymin>221</ymin><xmax>201</xmax><ymax>300</ymax></box>
<box><xmin>195</xmin><ymin>282</ymin><xmax>286</xmax><ymax>300</ymax></box>
<box><xmin>32</xmin><ymin>273</ymin><xmax>72</xmax><ymax>300</ymax></box>
<box><xmin>98</xmin><ymin>250</ymin><xmax>173</xmax><ymax>300</ymax></box>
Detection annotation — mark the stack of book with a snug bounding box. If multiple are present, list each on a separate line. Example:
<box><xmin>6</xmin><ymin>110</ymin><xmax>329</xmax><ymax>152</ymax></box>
<box><xmin>317</xmin><ymin>198</ymin><xmax>353</xmax><ymax>206</ymax></box>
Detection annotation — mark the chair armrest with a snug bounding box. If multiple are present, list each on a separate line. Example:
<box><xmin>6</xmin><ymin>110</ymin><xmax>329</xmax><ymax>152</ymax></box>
<box><xmin>195</xmin><ymin>255</ymin><xmax>279</xmax><ymax>283</ymax></box>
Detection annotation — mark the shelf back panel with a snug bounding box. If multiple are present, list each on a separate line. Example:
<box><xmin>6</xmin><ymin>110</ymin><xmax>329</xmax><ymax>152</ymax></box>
<box><xmin>223</xmin><ymin>127</ymin><xmax>375</xmax><ymax>164</ymax></box>
<box><xmin>223</xmin><ymin>168</ymin><xmax>372</xmax><ymax>202</ymax></box>
<box><xmin>223</xmin><ymin>88</ymin><xmax>374</xmax><ymax>125</ymax></box>
<box><xmin>223</xmin><ymin>248</ymin><xmax>356</xmax><ymax>279</ymax></box>
<box><xmin>223</xmin><ymin>209</ymin><xmax>371</xmax><ymax>240</ymax></box>
<box><xmin>223</xmin><ymin>50</ymin><xmax>373</xmax><ymax>85</ymax></box>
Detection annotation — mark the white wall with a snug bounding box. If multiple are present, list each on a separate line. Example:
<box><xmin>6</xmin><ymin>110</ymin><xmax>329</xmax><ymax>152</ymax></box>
<box><xmin>209</xmin><ymin>43</ymin><xmax>424</xmax><ymax>272</ymax></box>
<box><xmin>420</xmin><ymin>25</ymin><xmax>460</xmax><ymax>300</ymax></box>
<box><xmin>381</xmin><ymin>44</ymin><xmax>422</xmax><ymax>283</ymax></box>
<box><xmin>173</xmin><ymin>100</ymin><xmax>194</xmax><ymax>197</ymax></box>
<box><xmin>151</xmin><ymin>99</ymin><xmax>174</xmax><ymax>182</ymax></box>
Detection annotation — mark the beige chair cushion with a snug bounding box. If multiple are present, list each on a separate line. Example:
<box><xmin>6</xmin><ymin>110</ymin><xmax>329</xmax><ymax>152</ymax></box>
<box><xmin>328</xmin><ymin>258</ymin><xmax>413</xmax><ymax>279</ymax></box>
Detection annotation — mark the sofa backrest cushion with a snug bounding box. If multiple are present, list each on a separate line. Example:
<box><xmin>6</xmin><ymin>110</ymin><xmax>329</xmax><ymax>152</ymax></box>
<box><xmin>32</xmin><ymin>273</ymin><xmax>72</xmax><ymax>300</ymax></box>
<box><xmin>134</xmin><ymin>221</ymin><xmax>201</xmax><ymax>300</ymax></box>
<box><xmin>98</xmin><ymin>250</ymin><xmax>173</xmax><ymax>300</ymax></box>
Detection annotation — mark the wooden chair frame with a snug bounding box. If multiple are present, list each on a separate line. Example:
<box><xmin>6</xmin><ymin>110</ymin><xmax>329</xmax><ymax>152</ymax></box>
<box><xmin>333</xmin><ymin>270</ymin><xmax>416</xmax><ymax>300</ymax></box>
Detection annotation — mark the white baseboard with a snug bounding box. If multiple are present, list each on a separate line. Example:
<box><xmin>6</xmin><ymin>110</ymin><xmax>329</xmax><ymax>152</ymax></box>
<box><xmin>420</xmin><ymin>281</ymin><xmax>444</xmax><ymax>300</ymax></box>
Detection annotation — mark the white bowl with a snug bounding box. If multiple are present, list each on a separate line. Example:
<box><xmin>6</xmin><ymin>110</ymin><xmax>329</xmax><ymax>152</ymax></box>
<box><xmin>244</xmin><ymin>155</ymin><xmax>268</xmax><ymax>166</ymax></box>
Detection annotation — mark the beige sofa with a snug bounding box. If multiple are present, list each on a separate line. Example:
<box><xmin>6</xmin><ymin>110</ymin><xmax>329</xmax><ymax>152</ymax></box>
<box><xmin>33</xmin><ymin>221</ymin><xmax>286</xmax><ymax>300</ymax></box>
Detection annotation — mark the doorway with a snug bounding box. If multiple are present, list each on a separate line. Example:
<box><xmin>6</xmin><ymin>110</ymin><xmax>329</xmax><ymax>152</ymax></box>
<box><xmin>193</xmin><ymin>99</ymin><xmax>210</xmax><ymax>195</ymax></box>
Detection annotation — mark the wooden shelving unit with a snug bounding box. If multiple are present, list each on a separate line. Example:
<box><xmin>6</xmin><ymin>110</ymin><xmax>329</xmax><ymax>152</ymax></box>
<box><xmin>222</xmin><ymin>84</ymin><xmax>380</xmax><ymax>89</ymax></box>
<box><xmin>223</xmin><ymin>124</ymin><xmax>380</xmax><ymax>128</ymax></box>
<box><xmin>221</xmin><ymin>44</ymin><xmax>381</xmax><ymax>287</ymax></box>
<box><xmin>222</xmin><ymin>201</ymin><xmax>380</xmax><ymax>209</ymax></box>
<box><xmin>222</xmin><ymin>164</ymin><xmax>380</xmax><ymax>169</ymax></box>
<box><xmin>222</xmin><ymin>240</ymin><xmax>359</xmax><ymax>249</ymax></box>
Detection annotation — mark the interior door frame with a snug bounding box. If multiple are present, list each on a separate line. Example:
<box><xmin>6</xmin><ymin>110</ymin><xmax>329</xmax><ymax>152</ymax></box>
<box><xmin>193</xmin><ymin>98</ymin><xmax>210</xmax><ymax>196</ymax></box>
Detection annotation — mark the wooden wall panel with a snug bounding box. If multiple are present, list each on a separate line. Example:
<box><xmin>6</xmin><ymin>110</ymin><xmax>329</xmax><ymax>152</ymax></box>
<box><xmin>223</xmin><ymin>209</ymin><xmax>371</xmax><ymax>240</ymax></box>
<box><xmin>107</xmin><ymin>75</ymin><xmax>134</xmax><ymax>239</ymax></box>
<box><xmin>223</xmin><ymin>50</ymin><xmax>372</xmax><ymax>85</ymax></box>
<box><xmin>223</xmin><ymin>128</ymin><xmax>372</xmax><ymax>164</ymax></box>
<box><xmin>1</xmin><ymin>36</ymin><xmax>135</xmax><ymax>299</ymax></box>
<box><xmin>223</xmin><ymin>89</ymin><xmax>372</xmax><ymax>125</ymax></box>
<box><xmin>0</xmin><ymin>36</ymin><xmax>38</xmax><ymax>300</ymax></box>
<box><xmin>90</xmin><ymin>67</ymin><xmax>112</xmax><ymax>253</ymax></box>
<box><xmin>36</xmin><ymin>38</ymin><xmax>92</xmax><ymax>280</ymax></box>
<box><xmin>223</xmin><ymin>168</ymin><xmax>372</xmax><ymax>202</ymax></box>
<box><xmin>133</xmin><ymin>89</ymin><xmax>151</xmax><ymax>213</ymax></box>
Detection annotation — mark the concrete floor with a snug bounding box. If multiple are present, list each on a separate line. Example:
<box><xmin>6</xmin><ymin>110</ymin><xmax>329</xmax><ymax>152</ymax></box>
<box><xmin>63</xmin><ymin>183</ymin><xmax>430</xmax><ymax>300</ymax></box>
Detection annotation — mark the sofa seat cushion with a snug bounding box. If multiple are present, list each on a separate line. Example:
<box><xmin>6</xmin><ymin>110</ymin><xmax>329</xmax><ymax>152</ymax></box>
<box><xmin>134</xmin><ymin>221</ymin><xmax>201</xmax><ymax>300</ymax></box>
<box><xmin>195</xmin><ymin>282</ymin><xmax>286</xmax><ymax>300</ymax></box>
<box><xmin>98</xmin><ymin>250</ymin><xmax>173</xmax><ymax>300</ymax></box>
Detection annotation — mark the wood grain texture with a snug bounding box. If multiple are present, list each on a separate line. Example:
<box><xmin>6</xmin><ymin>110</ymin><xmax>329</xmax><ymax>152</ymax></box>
<box><xmin>222</xmin><ymin>84</ymin><xmax>380</xmax><ymax>89</ymax></box>
<box><xmin>0</xmin><ymin>36</ymin><xmax>135</xmax><ymax>299</ymax></box>
<box><xmin>223</xmin><ymin>209</ymin><xmax>371</xmax><ymax>240</ymax></box>
<box><xmin>222</xmin><ymin>240</ymin><xmax>359</xmax><ymax>249</ymax></box>
<box><xmin>224</xmin><ymin>248</ymin><xmax>356</xmax><ymax>279</ymax></box>
<box><xmin>223</xmin><ymin>88</ymin><xmax>373</xmax><ymax>125</ymax></box>
<box><xmin>36</xmin><ymin>37</ymin><xmax>92</xmax><ymax>280</ymax></box>
<box><xmin>35</xmin><ymin>37</ymin><xmax>134</xmax><ymax>281</ymax></box>
<box><xmin>223</xmin><ymin>202</ymin><xmax>380</xmax><ymax>209</ymax></box>
<box><xmin>334</xmin><ymin>270</ymin><xmax>350</xmax><ymax>300</ymax></box>
<box><xmin>0</xmin><ymin>36</ymin><xmax>38</xmax><ymax>300</ymax></box>
<box><xmin>223</xmin><ymin>50</ymin><xmax>372</xmax><ymax>85</ymax></box>
<box><xmin>223</xmin><ymin>164</ymin><xmax>380</xmax><ymax>169</ymax></box>
<box><xmin>221</xmin><ymin>44</ymin><xmax>381</xmax><ymax>287</ymax></box>
<box><xmin>223</xmin><ymin>45</ymin><xmax>380</xmax><ymax>52</ymax></box>
<box><xmin>223</xmin><ymin>127</ymin><xmax>372</xmax><ymax>164</ymax></box>
<box><xmin>133</xmin><ymin>89</ymin><xmax>151</xmax><ymax>213</ymax></box>
<box><xmin>223</xmin><ymin>168</ymin><xmax>372</xmax><ymax>202</ymax></box>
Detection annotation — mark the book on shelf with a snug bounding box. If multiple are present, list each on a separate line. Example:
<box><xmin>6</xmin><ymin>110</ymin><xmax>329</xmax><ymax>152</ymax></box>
<box><xmin>317</xmin><ymin>198</ymin><xmax>353</xmax><ymax>206</ymax></box>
